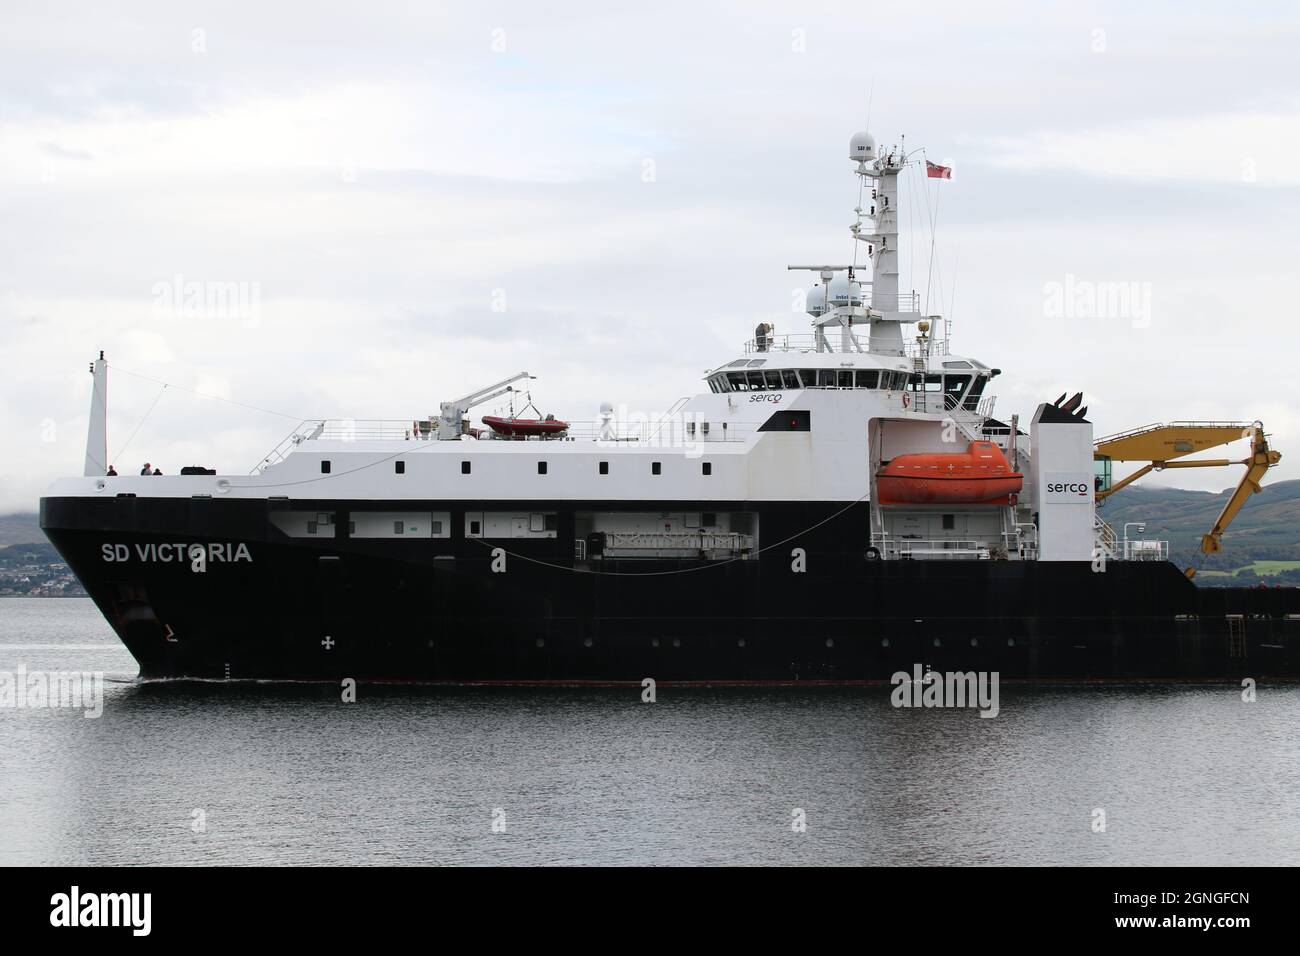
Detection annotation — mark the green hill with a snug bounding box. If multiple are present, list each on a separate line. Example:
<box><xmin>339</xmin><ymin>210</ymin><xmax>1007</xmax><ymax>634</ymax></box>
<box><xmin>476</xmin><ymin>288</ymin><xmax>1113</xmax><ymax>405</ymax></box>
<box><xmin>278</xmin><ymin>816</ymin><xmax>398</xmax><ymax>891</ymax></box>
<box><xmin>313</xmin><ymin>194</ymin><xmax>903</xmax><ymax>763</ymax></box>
<box><xmin>1097</xmin><ymin>478</ymin><xmax>1300</xmax><ymax>585</ymax></box>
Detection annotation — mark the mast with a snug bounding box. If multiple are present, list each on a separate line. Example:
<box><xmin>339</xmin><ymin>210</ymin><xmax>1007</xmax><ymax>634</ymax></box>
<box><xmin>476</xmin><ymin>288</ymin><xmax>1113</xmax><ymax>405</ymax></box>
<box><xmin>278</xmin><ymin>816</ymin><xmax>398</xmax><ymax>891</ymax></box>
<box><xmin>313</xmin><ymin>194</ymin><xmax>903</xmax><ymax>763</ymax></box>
<box><xmin>850</xmin><ymin>132</ymin><xmax>917</xmax><ymax>354</ymax></box>
<box><xmin>84</xmin><ymin>351</ymin><xmax>108</xmax><ymax>476</ymax></box>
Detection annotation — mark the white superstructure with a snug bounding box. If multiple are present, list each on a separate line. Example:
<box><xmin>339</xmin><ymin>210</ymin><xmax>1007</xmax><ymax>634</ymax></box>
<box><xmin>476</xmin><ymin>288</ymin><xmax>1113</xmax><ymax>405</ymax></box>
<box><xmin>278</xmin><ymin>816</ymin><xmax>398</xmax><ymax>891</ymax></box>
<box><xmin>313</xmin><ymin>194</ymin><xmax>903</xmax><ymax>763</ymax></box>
<box><xmin>53</xmin><ymin>129</ymin><xmax>1148</xmax><ymax>566</ymax></box>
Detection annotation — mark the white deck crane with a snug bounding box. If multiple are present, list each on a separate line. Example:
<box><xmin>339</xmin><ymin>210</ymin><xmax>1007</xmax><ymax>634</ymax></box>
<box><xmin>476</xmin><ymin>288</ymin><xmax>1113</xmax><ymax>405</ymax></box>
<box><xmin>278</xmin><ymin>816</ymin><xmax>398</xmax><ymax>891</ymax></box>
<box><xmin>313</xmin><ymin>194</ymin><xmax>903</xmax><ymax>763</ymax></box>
<box><xmin>436</xmin><ymin>371</ymin><xmax>534</xmax><ymax>440</ymax></box>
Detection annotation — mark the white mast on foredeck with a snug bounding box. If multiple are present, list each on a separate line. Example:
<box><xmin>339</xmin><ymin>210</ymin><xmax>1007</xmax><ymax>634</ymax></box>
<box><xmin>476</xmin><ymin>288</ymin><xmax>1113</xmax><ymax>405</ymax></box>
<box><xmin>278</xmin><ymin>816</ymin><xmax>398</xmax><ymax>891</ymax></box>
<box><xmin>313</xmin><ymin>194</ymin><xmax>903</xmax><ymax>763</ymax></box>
<box><xmin>84</xmin><ymin>351</ymin><xmax>108</xmax><ymax>477</ymax></box>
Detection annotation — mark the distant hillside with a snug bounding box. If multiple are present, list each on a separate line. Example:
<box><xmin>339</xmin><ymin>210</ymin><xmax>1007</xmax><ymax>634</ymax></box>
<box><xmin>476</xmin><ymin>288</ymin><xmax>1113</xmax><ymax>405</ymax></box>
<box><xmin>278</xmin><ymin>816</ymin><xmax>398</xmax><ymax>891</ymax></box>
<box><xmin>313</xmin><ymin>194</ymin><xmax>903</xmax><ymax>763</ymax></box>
<box><xmin>0</xmin><ymin>513</ymin><xmax>42</xmax><ymax>548</ymax></box>
<box><xmin>1098</xmin><ymin>478</ymin><xmax>1300</xmax><ymax>584</ymax></box>
<box><xmin>3</xmin><ymin>479</ymin><xmax>1300</xmax><ymax>587</ymax></box>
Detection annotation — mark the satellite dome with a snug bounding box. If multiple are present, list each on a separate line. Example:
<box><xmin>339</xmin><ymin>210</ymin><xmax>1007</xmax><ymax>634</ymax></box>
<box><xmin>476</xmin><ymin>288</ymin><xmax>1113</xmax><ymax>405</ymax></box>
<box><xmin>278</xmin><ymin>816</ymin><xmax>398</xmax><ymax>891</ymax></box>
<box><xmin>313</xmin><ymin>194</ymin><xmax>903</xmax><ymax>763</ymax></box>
<box><xmin>849</xmin><ymin>131</ymin><xmax>876</xmax><ymax>163</ymax></box>
<box><xmin>806</xmin><ymin>284</ymin><xmax>828</xmax><ymax>317</ymax></box>
<box><xmin>828</xmin><ymin>277</ymin><xmax>863</xmax><ymax>309</ymax></box>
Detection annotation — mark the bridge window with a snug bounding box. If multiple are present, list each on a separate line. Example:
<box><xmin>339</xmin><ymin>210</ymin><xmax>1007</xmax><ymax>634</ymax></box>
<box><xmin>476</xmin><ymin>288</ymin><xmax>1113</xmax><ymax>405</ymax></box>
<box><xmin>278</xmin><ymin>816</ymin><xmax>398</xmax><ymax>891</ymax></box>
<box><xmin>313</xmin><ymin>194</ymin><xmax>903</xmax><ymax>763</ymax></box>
<box><xmin>798</xmin><ymin>369</ymin><xmax>817</xmax><ymax>387</ymax></box>
<box><xmin>727</xmin><ymin>372</ymin><xmax>748</xmax><ymax>391</ymax></box>
<box><xmin>818</xmin><ymin>370</ymin><xmax>836</xmax><ymax>387</ymax></box>
<box><xmin>746</xmin><ymin>371</ymin><xmax>767</xmax><ymax>390</ymax></box>
<box><xmin>764</xmin><ymin>370</ymin><xmax>784</xmax><ymax>389</ymax></box>
<box><xmin>838</xmin><ymin>370</ymin><xmax>854</xmax><ymax>388</ymax></box>
<box><xmin>857</xmin><ymin>369</ymin><xmax>878</xmax><ymax>388</ymax></box>
<box><xmin>781</xmin><ymin>370</ymin><xmax>801</xmax><ymax>389</ymax></box>
<box><xmin>963</xmin><ymin>375</ymin><xmax>987</xmax><ymax>411</ymax></box>
<box><xmin>944</xmin><ymin>374</ymin><xmax>972</xmax><ymax>410</ymax></box>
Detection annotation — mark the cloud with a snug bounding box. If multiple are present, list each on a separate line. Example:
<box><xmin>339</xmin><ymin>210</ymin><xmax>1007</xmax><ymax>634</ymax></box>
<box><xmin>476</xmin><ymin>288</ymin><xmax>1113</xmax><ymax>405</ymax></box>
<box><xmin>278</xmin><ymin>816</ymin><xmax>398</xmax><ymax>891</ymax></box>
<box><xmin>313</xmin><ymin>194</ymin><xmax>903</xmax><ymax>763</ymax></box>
<box><xmin>979</xmin><ymin>107</ymin><xmax>1300</xmax><ymax>185</ymax></box>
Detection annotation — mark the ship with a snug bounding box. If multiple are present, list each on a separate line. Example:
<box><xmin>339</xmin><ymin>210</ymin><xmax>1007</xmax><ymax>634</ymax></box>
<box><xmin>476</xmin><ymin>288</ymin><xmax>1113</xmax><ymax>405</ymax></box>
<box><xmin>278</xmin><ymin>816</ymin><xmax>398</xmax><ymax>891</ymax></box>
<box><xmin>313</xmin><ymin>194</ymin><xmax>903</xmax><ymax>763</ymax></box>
<box><xmin>40</xmin><ymin>129</ymin><xmax>1300</xmax><ymax>683</ymax></box>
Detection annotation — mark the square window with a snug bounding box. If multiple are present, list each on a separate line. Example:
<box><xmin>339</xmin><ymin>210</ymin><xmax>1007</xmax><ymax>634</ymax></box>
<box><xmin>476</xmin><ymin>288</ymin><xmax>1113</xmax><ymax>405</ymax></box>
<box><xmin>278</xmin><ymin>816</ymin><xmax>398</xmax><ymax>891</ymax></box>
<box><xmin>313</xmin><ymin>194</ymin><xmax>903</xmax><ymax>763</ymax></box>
<box><xmin>395</xmin><ymin>460</ymin><xmax>405</xmax><ymax>475</ymax></box>
<box><xmin>651</xmin><ymin>461</ymin><xmax>661</xmax><ymax>475</ymax></box>
<box><xmin>320</xmin><ymin>460</ymin><xmax>331</xmax><ymax>474</ymax></box>
<box><xmin>461</xmin><ymin>461</ymin><xmax>471</xmax><ymax>475</ymax></box>
<box><xmin>702</xmin><ymin>512</ymin><xmax>717</xmax><ymax>527</ymax></box>
<box><xmin>394</xmin><ymin>520</ymin><xmax>404</xmax><ymax>535</ymax></box>
<box><xmin>470</xmin><ymin>520</ymin><xmax>481</xmax><ymax>536</ymax></box>
<box><xmin>702</xmin><ymin>462</ymin><xmax>712</xmax><ymax>476</ymax></box>
<box><xmin>307</xmin><ymin>520</ymin><xmax>318</xmax><ymax>535</ymax></box>
<box><xmin>538</xmin><ymin>461</ymin><xmax>548</xmax><ymax>475</ymax></box>
<box><xmin>599</xmin><ymin>461</ymin><xmax>609</xmax><ymax>475</ymax></box>
<box><xmin>432</xmin><ymin>520</ymin><xmax>443</xmax><ymax>535</ymax></box>
<box><xmin>348</xmin><ymin>521</ymin><xmax>355</xmax><ymax>534</ymax></box>
<box><xmin>544</xmin><ymin>514</ymin><xmax>558</xmax><ymax>532</ymax></box>
<box><xmin>942</xmin><ymin>514</ymin><xmax>955</xmax><ymax>531</ymax></box>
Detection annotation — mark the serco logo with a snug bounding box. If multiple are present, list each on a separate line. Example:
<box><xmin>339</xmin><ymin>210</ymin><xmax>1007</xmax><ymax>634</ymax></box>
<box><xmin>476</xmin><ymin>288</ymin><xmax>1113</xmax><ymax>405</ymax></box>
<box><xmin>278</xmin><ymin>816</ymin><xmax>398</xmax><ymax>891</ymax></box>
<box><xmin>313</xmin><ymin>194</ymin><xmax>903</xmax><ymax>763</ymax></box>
<box><xmin>1047</xmin><ymin>482</ymin><xmax>1089</xmax><ymax>496</ymax></box>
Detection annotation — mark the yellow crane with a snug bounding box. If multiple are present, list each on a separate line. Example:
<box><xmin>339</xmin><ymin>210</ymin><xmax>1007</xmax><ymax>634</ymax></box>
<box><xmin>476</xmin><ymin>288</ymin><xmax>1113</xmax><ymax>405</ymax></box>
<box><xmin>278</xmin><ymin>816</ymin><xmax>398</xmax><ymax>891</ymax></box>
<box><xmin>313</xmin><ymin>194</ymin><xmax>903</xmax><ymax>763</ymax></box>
<box><xmin>1093</xmin><ymin>422</ymin><xmax>1281</xmax><ymax>578</ymax></box>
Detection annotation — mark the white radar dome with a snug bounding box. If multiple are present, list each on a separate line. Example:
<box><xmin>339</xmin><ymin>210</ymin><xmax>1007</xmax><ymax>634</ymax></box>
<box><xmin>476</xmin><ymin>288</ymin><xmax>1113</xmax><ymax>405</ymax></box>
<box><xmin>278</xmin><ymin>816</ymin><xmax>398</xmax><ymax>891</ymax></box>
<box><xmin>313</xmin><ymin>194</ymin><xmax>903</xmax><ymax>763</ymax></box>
<box><xmin>849</xmin><ymin>131</ymin><xmax>876</xmax><ymax>163</ymax></box>
<box><xmin>806</xmin><ymin>277</ymin><xmax>862</xmax><ymax>316</ymax></box>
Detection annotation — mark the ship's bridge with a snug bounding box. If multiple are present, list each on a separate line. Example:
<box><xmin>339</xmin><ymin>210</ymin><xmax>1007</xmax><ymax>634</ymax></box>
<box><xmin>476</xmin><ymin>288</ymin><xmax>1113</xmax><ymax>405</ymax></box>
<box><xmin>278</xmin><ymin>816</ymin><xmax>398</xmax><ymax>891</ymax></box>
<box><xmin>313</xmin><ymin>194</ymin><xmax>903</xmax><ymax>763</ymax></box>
<box><xmin>706</xmin><ymin>345</ymin><xmax>999</xmax><ymax>417</ymax></box>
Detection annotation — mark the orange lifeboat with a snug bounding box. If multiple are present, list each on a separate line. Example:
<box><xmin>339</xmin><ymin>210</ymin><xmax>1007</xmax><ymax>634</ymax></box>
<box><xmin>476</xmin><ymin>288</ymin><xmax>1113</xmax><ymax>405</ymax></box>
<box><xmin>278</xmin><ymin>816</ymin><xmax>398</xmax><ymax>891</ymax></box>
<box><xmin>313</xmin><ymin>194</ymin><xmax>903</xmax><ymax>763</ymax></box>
<box><xmin>876</xmin><ymin>440</ymin><xmax>1023</xmax><ymax>505</ymax></box>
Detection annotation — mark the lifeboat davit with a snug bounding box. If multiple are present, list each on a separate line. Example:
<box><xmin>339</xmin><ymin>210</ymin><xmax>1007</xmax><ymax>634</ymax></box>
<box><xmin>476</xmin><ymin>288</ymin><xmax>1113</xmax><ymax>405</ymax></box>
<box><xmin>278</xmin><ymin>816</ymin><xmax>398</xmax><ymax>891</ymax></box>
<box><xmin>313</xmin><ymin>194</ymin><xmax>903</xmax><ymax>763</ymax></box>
<box><xmin>481</xmin><ymin>414</ymin><xmax>570</xmax><ymax>438</ymax></box>
<box><xmin>876</xmin><ymin>440</ymin><xmax>1023</xmax><ymax>505</ymax></box>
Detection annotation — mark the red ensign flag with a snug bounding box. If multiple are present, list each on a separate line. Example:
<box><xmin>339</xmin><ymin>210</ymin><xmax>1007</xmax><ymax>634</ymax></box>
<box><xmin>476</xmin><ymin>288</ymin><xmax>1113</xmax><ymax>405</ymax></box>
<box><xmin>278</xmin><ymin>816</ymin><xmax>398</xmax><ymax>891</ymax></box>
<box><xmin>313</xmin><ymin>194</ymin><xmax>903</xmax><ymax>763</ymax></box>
<box><xmin>926</xmin><ymin>160</ymin><xmax>952</xmax><ymax>180</ymax></box>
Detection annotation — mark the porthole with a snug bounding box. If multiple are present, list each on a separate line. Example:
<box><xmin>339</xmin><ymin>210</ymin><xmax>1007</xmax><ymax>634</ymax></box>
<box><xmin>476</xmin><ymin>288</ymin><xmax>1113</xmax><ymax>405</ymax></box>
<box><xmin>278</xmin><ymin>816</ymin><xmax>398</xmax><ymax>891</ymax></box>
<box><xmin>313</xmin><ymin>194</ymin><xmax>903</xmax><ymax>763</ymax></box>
<box><xmin>651</xmin><ymin>638</ymin><xmax>660</xmax><ymax>648</ymax></box>
<box><xmin>933</xmin><ymin>638</ymin><xmax>941</xmax><ymax>647</ymax></box>
<box><xmin>826</xmin><ymin>638</ymin><xmax>834</xmax><ymax>648</ymax></box>
<box><xmin>881</xmin><ymin>638</ymin><xmax>890</xmax><ymax>648</ymax></box>
<box><xmin>737</xmin><ymin>638</ymin><xmax>746</xmax><ymax>648</ymax></box>
<box><xmin>583</xmin><ymin>637</ymin><xmax>593</xmax><ymax>648</ymax></box>
<box><xmin>1007</xmin><ymin>638</ymin><xmax>1016</xmax><ymax>647</ymax></box>
<box><xmin>970</xmin><ymin>637</ymin><xmax>978</xmax><ymax>647</ymax></box>
<box><xmin>672</xmin><ymin>638</ymin><xmax>680</xmax><ymax>648</ymax></box>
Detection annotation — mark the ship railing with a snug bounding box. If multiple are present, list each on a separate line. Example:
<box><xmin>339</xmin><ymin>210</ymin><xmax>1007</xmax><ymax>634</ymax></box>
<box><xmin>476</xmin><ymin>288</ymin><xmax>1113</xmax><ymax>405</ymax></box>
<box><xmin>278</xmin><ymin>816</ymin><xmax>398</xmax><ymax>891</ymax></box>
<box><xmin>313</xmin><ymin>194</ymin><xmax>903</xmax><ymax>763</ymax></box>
<box><xmin>747</xmin><ymin>332</ymin><xmax>857</xmax><ymax>354</ymax></box>
<box><xmin>902</xmin><ymin>339</ymin><xmax>952</xmax><ymax>360</ymax></box>
<box><xmin>745</xmin><ymin>326</ymin><xmax>948</xmax><ymax>357</ymax></box>
<box><xmin>1094</xmin><ymin>420</ymin><xmax>1257</xmax><ymax>445</ymax></box>
<box><xmin>870</xmin><ymin>534</ymin><xmax>991</xmax><ymax>560</ymax></box>
<box><xmin>1094</xmin><ymin>516</ymin><xmax>1119</xmax><ymax>560</ymax></box>
<box><xmin>1120</xmin><ymin>538</ymin><xmax>1169</xmax><ymax>561</ymax></box>
<box><xmin>252</xmin><ymin>420</ymin><xmax>325</xmax><ymax>473</ymax></box>
<box><xmin>307</xmin><ymin>418</ymin><xmax>756</xmax><ymax>445</ymax></box>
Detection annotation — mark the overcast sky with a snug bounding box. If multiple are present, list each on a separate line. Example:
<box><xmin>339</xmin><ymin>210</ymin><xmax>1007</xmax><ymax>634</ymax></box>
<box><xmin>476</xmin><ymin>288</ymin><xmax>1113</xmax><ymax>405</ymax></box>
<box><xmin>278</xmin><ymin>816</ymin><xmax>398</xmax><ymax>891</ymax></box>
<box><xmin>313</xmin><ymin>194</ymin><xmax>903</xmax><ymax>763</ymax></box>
<box><xmin>2</xmin><ymin>1</ymin><xmax>1298</xmax><ymax>511</ymax></box>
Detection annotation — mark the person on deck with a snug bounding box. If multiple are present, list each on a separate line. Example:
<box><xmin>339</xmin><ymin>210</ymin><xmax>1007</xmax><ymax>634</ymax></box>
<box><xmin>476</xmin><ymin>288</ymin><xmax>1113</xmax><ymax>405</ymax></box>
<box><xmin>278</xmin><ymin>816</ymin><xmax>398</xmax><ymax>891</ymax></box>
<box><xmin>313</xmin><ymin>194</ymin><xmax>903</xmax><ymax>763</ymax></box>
<box><xmin>107</xmin><ymin>466</ymin><xmax>118</xmax><ymax>476</ymax></box>
<box><xmin>140</xmin><ymin>462</ymin><xmax>152</xmax><ymax>475</ymax></box>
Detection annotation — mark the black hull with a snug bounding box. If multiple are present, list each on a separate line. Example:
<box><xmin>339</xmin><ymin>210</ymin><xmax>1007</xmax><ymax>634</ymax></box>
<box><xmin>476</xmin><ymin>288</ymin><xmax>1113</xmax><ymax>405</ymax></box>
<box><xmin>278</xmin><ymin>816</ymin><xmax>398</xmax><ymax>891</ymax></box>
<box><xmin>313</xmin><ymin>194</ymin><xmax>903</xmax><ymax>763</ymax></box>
<box><xmin>40</xmin><ymin>495</ymin><xmax>1300</xmax><ymax>683</ymax></box>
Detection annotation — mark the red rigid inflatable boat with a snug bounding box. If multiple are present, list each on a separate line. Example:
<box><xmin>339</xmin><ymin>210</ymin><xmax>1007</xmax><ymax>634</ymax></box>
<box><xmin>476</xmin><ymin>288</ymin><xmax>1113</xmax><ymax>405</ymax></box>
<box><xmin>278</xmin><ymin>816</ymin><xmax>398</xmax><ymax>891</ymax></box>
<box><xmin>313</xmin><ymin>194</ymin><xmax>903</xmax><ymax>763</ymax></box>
<box><xmin>481</xmin><ymin>415</ymin><xmax>570</xmax><ymax>438</ymax></box>
<box><xmin>876</xmin><ymin>440</ymin><xmax>1023</xmax><ymax>505</ymax></box>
